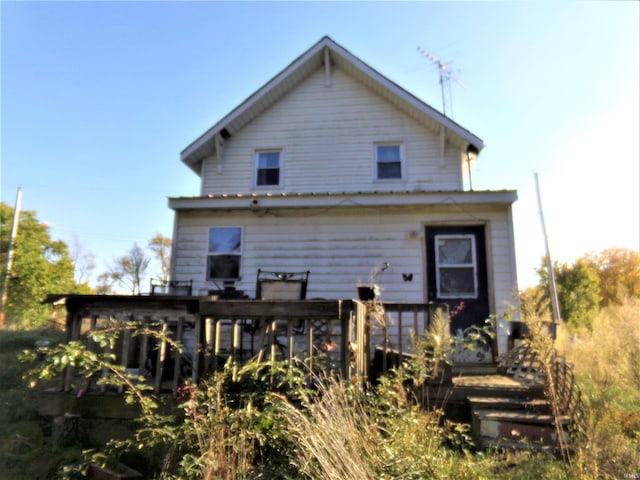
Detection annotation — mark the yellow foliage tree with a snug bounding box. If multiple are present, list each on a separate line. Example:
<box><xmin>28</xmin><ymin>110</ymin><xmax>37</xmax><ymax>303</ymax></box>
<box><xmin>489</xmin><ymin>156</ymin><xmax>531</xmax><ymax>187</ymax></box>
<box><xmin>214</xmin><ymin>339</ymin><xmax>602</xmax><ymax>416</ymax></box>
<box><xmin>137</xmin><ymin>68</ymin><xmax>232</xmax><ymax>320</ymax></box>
<box><xmin>585</xmin><ymin>247</ymin><xmax>640</xmax><ymax>306</ymax></box>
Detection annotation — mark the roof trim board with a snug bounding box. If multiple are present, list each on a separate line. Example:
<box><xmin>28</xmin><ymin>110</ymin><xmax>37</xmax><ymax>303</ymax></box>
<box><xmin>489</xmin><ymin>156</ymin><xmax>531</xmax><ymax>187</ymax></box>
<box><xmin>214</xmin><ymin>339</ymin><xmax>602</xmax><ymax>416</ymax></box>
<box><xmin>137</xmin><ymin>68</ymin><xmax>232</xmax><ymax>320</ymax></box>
<box><xmin>168</xmin><ymin>190</ymin><xmax>516</xmax><ymax>211</ymax></box>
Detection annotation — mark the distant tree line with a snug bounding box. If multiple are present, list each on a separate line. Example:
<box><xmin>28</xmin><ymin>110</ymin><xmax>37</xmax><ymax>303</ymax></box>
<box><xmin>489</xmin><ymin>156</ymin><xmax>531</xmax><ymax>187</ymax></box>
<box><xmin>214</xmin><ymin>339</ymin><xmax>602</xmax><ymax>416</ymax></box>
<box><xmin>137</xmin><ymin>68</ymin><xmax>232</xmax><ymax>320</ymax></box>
<box><xmin>0</xmin><ymin>202</ymin><xmax>171</xmax><ymax>328</ymax></box>
<box><xmin>521</xmin><ymin>247</ymin><xmax>640</xmax><ymax>329</ymax></box>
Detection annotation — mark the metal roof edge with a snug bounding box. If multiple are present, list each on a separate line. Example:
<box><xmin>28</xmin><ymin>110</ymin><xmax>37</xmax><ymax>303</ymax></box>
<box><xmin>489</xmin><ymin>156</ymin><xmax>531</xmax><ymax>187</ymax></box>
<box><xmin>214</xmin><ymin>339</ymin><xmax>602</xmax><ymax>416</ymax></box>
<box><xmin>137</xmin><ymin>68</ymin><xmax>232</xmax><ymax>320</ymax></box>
<box><xmin>169</xmin><ymin>190</ymin><xmax>517</xmax><ymax>210</ymax></box>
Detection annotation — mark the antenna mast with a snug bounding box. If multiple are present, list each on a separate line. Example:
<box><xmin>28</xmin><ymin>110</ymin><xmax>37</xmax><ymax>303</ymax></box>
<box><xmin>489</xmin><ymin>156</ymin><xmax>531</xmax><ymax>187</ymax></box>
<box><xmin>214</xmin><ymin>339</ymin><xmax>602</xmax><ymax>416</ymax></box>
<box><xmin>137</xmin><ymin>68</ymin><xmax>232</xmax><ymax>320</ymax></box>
<box><xmin>417</xmin><ymin>47</ymin><xmax>465</xmax><ymax>117</ymax></box>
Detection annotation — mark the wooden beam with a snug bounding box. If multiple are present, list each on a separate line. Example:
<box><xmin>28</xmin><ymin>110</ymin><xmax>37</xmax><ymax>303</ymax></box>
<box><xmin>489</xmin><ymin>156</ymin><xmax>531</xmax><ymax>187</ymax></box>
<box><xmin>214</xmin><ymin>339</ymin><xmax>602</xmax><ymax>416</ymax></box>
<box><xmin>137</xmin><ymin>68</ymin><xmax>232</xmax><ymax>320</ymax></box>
<box><xmin>198</xmin><ymin>300</ymin><xmax>345</xmax><ymax>320</ymax></box>
<box><xmin>324</xmin><ymin>47</ymin><xmax>332</xmax><ymax>87</ymax></box>
<box><xmin>215</xmin><ymin>134</ymin><xmax>225</xmax><ymax>173</ymax></box>
<box><xmin>439</xmin><ymin>125</ymin><xmax>446</xmax><ymax>166</ymax></box>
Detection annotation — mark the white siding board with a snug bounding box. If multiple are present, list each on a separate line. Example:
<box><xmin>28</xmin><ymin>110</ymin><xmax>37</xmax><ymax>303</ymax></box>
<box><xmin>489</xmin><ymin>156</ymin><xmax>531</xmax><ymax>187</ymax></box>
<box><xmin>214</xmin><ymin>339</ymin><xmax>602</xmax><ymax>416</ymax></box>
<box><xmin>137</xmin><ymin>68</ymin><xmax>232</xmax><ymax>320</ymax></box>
<box><xmin>201</xmin><ymin>68</ymin><xmax>462</xmax><ymax>195</ymax></box>
<box><xmin>173</xmin><ymin>204</ymin><xmax>513</xmax><ymax>304</ymax></box>
<box><xmin>171</xmin><ymin>201</ymin><xmax>517</xmax><ymax>355</ymax></box>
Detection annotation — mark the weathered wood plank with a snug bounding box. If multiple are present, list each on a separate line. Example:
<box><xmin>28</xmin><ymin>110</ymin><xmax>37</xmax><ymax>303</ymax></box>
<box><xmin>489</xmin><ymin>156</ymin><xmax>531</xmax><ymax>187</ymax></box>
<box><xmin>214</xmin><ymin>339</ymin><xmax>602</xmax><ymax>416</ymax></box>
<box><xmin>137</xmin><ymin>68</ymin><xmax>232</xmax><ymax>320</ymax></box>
<box><xmin>198</xmin><ymin>300</ymin><xmax>347</xmax><ymax>319</ymax></box>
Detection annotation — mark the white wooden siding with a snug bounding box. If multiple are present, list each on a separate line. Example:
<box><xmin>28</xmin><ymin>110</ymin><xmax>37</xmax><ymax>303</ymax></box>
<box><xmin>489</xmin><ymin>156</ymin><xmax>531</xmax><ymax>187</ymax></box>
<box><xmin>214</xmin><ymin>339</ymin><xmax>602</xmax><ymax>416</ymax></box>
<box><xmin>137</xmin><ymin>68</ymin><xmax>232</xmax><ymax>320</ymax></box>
<box><xmin>172</xmin><ymin>203</ymin><xmax>516</xmax><ymax>352</ymax></box>
<box><xmin>201</xmin><ymin>68</ymin><xmax>462</xmax><ymax>195</ymax></box>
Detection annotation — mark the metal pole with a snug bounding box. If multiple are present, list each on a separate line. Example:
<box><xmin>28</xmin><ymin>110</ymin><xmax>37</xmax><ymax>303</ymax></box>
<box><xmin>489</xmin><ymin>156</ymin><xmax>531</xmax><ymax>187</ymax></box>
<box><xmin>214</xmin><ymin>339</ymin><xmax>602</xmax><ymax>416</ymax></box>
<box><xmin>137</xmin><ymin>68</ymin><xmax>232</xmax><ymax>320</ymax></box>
<box><xmin>534</xmin><ymin>173</ymin><xmax>562</xmax><ymax>324</ymax></box>
<box><xmin>0</xmin><ymin>187</ymin><xmax>23</xmax><ymax>329</ymax></box>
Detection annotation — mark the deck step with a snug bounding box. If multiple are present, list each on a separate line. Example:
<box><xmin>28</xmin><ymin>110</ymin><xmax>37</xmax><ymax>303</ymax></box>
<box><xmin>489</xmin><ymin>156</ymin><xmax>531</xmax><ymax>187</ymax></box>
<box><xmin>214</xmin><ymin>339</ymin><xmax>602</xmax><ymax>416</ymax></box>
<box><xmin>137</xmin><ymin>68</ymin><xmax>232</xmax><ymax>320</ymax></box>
<box><xmin>471</xmin><ymin>408</ymin><xmax>570</xmax><ymax>451</ymax></box>
<box><xmin>451</xmin><ymin>363</ymin><xmax>498</xmax><ymax>376</ymax></box>
<box><xmin>467</xmin><ymin>396</ymin><xmax>551</xmax><ymax>413</ymax></box>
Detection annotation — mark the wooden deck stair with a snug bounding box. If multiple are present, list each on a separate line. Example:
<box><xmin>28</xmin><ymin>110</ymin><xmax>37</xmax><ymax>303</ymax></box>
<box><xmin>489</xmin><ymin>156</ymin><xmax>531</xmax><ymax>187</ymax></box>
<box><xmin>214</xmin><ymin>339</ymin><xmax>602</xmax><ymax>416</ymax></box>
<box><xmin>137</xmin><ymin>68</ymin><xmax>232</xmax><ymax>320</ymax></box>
<box><xmin>460</xmin><ymin>344</ymin><xmax>583</xmax><ymax>453</ymax></box>
<box><xmin>468</xmin><ymin>395</ymin><xmax>570</xmax><ymax>451</ymax></box>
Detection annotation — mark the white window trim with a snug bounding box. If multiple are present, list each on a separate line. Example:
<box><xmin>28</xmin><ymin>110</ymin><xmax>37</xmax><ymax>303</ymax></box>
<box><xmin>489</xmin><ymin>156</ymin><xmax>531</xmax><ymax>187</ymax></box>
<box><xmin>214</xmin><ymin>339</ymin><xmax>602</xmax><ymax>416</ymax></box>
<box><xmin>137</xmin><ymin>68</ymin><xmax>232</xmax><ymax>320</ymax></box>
<box><xmin>206</xmin><ymin>226</ymin><xmax>243</xmax><ymax>281</ymax></box>
<box><xmin>434</xmin><ymin>234</ymin><xmax>478</xmax><ymax>299</ymax></box>
<box><xmin>254</xmin><ymin>148</ymin><xmax>284</xmax><ymax>188</ymax></box>
<box><xmin>373</xmin><ymin>142</ymin><xmax>405</xmax><ymax>181</ymax></box>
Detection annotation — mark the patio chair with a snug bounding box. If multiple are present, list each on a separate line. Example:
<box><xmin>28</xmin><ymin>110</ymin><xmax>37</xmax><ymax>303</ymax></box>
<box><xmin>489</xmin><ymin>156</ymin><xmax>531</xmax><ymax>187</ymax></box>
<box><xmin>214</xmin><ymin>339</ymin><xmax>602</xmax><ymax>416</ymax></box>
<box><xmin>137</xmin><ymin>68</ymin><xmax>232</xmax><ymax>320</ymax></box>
<box><xmin>251</xmin><ymin>269</ymin><xmax>310</xmax><ymax>360</ymax></box>
<box><xmin>255</xmin><ymin>269</ymin><xmax>310</xmax><ymax>301</ymax></box>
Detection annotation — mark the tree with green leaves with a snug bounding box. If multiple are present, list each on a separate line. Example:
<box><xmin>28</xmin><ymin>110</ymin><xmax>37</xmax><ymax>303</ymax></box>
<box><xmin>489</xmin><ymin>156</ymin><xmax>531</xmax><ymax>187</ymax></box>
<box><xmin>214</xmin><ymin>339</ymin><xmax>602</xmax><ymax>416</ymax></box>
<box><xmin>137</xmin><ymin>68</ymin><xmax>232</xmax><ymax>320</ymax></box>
<box><xmin>532</xmin><ymin>254</ymin><xmax>605</xmax><ymax>330</ymax></box>
<box><xmin>0</xmin><ymin>202</ymin><xmax>83</xmax><ymax>328</ymax></box>
<box><xmin>554</xmin><ymin>258</ymin><xmax>601</xmax><ymax>329</ymax></box>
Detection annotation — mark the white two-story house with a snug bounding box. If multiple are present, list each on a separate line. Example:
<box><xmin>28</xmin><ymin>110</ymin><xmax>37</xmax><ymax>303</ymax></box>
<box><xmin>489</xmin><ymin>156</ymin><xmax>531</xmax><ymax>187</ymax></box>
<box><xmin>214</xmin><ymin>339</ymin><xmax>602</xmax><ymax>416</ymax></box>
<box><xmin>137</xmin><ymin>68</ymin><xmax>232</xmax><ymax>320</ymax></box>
<box><xmin>169</xmin><ymin>36</ymin><xmax>519</xmax><ymax>356</ymax></box>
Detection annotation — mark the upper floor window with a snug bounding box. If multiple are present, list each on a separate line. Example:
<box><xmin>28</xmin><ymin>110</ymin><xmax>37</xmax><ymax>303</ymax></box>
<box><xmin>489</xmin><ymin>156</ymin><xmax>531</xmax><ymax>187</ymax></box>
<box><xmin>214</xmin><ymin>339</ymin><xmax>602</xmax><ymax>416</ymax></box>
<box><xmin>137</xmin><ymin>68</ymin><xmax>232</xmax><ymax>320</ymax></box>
<box><xmin>375</xmin><ymin>143</ymin><xmax>403</xmax><ymax>180</ymax></box>
<box><xmin>207</xmin><ymin>227</ymin><xmax>242</xmax><ymax>280</ymax></box>
<box><xmin>255</xmin><ymin>150</ymin><xmax>281</xmax><ymax>186</ymax></box>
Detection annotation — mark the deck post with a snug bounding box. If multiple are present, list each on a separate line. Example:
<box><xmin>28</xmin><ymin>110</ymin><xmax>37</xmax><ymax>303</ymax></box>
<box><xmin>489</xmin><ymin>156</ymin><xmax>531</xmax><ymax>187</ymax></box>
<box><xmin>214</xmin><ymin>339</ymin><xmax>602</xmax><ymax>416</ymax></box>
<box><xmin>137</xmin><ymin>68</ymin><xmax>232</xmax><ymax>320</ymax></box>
<box><xmin>172</xmin><ymin>317</ymin><xmax>184</xmax><ymax>393</ymax></box>
<box><xmin>138</xmin><ymin>317</ymin><xmax>150</xmax><ymax>375</ymax></box>
<box><xmin>192</xmin><ymin>317</ymin><xmax>202</xmax><ymax>385</ymax></box>
<box><xmin>118</xmin><ymin>319</ymin><xmax>132</xmax><ymax>393</ymax></box>
<box><xmin>307</xmin><ymin>322</ymin><xmax>314</xmax><ymax>373</ymax></box>
<box><xmin>154</xmin><ymin>320</ymin><xmax>168</xmax><ymax>394</ymax></box>
<box><xmin>287</xmin><ymin>320</ymin><xmax>294</xmax><ymax>364</ymax></box>
<box><xmin>63</xmin><ymin>310</ymin><xmax>81</xmax><ymax>391</ymax></box>
<box><xmin>340</xmin><ymin>300</ymin><xmax>350</xmax><ymax>377</ymax></box>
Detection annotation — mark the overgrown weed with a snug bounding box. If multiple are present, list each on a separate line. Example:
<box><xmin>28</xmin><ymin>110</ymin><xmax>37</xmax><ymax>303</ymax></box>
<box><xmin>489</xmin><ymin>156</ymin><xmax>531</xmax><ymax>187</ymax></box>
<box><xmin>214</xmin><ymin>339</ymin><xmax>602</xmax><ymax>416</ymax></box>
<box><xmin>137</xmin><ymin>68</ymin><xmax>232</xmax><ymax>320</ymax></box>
<box><xmin>556</xmin><ymin>297</ymin><xmax>640</xmax><ymax>477</ymax></box>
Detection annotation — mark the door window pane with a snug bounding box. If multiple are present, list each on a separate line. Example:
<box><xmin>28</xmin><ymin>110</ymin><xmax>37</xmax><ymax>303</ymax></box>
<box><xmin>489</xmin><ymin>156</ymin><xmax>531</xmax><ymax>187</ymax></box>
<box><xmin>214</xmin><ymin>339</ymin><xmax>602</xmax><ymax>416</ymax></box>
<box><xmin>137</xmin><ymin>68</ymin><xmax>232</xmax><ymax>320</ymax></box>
<box><xmin>435</xmin><ymin>235</ymin><xmax>477</xmax><ymax>298</ymax></box>
<box><xmin>438</xmin><ymin>238</ymin><xmax>473</xmax><ymax>264</ymax></box>
<box><xmin>439</xmin><ymin>267</ymin><xmax>475</xmax><ymax>296</ymax></box>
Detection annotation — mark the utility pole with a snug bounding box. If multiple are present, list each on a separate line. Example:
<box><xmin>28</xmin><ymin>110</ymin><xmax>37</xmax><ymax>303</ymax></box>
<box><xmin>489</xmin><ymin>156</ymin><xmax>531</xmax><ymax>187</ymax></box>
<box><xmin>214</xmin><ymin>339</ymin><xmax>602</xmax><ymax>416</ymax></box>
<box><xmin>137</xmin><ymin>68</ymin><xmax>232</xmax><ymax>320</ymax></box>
<box><xmin>0</xmin><ymin>187</ymin><xmax>23</xmax><ymax>329</ymax></box>
<box><xmin>534</xmin><ymin>173</ymin><xmax>562</xmax><ymax>324</ymax></box>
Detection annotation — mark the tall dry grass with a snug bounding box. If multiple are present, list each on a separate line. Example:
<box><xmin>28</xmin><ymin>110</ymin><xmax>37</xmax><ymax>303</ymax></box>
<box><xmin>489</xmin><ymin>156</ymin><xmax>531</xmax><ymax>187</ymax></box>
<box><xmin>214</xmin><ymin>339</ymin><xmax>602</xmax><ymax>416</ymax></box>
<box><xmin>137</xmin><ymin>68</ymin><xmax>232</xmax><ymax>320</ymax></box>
<box><xmin>556</xmin><ymin>297</ymin><xmax>640</xmax><ymax>394</ymax></box>
<box><xmin>282</xmin><ymin>378</ymin><xmax>378</xmax><ymax>479</ymax></box>
<box><xmin>556</xmin><ymin>297</ymin><xmax>640</xmax><ymax>477</ymax></box>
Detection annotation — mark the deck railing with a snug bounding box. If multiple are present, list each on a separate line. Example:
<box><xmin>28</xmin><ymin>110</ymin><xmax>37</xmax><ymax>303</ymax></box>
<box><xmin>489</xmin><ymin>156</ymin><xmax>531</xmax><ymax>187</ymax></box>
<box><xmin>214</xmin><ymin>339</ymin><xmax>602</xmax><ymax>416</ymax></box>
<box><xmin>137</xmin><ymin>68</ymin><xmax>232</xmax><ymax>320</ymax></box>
<box><xmin>59</xmin><ymin>298</ymin><xmax>445</xmax><ymax>395</ymax></box>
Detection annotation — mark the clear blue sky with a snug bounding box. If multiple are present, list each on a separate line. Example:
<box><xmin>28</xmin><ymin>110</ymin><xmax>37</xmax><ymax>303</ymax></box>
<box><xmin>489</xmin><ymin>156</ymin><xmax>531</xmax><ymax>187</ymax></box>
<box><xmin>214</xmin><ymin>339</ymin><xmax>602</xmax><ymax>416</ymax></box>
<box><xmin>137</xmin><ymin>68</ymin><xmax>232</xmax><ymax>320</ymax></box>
<box><xmin>1</xmin><ymin>1</ymin><xmax>638</xmax><ymax>289</ymax></box>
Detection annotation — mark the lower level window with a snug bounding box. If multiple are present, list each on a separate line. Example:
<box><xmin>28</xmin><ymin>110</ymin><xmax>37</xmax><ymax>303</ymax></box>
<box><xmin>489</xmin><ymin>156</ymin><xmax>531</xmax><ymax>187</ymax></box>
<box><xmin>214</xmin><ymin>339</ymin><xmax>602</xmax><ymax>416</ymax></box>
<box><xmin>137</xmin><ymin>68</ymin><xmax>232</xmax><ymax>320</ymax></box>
<box><xmin>207</xmin><ymin>227</ymin><xmax>242</xmax><ymax>280</ymax></box>
<box><xmin>435</xmin><ymin>235</ymin><xmax>477</xmax><ymax>298</ymax></box>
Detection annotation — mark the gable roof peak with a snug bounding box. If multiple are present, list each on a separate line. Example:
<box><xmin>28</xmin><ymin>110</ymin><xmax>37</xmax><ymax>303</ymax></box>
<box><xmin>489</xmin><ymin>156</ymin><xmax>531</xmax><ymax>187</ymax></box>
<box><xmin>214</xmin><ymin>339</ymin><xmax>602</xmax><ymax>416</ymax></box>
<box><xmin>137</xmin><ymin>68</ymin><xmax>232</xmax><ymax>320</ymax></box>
<box><xmin>181</xmin><ymin>36</ymin><xmax>484</xmax><ymax>175</ymax></box>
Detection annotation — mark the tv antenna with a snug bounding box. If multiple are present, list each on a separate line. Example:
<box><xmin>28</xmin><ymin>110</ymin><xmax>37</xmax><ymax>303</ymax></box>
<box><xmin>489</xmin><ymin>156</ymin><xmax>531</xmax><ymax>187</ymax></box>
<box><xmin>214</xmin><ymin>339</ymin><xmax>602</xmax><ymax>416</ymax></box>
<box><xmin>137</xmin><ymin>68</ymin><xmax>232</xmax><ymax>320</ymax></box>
<box><xmin>417</xmin><ymin>47</ymin><xmax>465</xmax><ymax>117</ymax></box>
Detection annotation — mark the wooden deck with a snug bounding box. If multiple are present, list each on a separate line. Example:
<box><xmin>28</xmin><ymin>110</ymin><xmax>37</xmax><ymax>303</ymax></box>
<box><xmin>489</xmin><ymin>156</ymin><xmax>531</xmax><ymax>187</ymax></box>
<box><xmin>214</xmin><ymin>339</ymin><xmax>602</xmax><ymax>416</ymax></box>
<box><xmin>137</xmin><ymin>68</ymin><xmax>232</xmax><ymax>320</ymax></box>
<box><xmin>41</xmin><ymin>294</ymin><xmax>584</xmax><ymax>454</ymax></box>
<box><xmin>47</xmin><ymin>295</ymin><xmax>446</xmax><ymax>395</ymax></box>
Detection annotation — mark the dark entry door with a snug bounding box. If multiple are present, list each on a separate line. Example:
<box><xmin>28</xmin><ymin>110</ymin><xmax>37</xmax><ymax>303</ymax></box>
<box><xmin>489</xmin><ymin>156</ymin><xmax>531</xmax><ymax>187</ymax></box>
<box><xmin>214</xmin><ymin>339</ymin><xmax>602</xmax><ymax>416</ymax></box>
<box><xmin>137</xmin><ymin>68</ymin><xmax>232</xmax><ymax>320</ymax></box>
<box><xmin>425</xmin><ymin>226</ymin><xmax>490</xmax><ymax>336</ymax></box>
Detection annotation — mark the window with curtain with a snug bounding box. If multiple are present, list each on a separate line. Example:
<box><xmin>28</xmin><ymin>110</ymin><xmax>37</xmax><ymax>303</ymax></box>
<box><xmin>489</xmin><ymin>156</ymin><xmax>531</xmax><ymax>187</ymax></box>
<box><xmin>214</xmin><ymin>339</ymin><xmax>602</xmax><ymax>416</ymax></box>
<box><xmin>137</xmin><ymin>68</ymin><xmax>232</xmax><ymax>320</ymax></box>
<box><xmin>435</xmin><ymin>234</ymin><xmax>478</xmax><ymax>298</ymax></box>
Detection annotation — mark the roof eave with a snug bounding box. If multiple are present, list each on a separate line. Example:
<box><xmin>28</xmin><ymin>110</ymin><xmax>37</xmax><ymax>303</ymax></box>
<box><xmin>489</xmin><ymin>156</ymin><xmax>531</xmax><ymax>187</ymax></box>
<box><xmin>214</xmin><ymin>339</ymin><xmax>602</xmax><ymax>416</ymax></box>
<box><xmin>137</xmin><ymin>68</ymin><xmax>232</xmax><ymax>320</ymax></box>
<box><xmin>169</xmin><ymin>190</ymin><xmax>517</xmax><ymax>211</ymax></box>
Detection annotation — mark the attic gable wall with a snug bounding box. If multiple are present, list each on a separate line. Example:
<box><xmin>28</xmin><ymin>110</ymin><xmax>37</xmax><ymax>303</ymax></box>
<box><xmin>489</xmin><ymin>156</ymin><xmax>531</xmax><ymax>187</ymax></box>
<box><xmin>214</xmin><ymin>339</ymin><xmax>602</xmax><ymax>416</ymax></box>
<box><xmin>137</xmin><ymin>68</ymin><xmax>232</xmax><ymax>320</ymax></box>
<box><xmin>201</xmin><ymin>66</ymin><xmax>463</xmax><ymax>195</ymax></box>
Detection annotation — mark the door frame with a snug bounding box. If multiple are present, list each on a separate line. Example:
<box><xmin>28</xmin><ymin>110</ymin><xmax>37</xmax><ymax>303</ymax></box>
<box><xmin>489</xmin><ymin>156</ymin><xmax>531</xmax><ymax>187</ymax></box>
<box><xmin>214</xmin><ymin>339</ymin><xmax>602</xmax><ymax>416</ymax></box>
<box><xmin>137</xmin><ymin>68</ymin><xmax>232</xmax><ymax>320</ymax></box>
<box><xmin>423</xmin><ymin>223</ymin><xmax>492</xmax><ymax>330</ymax></box>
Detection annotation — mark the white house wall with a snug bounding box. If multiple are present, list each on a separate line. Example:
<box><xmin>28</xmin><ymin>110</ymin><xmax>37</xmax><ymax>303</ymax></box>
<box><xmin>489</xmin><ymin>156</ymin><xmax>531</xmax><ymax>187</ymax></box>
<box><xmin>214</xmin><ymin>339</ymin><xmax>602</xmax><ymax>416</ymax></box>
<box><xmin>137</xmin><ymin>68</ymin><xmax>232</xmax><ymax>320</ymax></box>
<box><xmin>172</xmin><ymin>202</ymin><xmax>517</xmax><ymax>353</ymax></box>
<box><xmin>200</xmin><ymin>68</ymin><xmax>463</xmax><ymax>195</ymax></box>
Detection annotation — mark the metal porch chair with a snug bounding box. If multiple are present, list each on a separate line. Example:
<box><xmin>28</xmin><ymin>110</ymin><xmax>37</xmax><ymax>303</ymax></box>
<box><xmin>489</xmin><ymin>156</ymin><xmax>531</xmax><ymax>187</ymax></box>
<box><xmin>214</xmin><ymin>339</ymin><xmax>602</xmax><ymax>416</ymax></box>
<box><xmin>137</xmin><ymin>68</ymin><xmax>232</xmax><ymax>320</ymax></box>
<box><xmin>251</xmin><ymin>269</ymin><xmax>310</xmax><ymax>361</ymax></box>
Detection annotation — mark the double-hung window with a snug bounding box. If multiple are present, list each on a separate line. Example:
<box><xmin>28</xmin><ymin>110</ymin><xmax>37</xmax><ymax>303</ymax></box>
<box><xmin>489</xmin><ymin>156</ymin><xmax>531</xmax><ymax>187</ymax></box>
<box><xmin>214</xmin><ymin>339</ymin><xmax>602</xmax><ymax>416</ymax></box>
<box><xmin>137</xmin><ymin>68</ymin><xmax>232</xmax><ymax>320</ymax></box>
<box><xmin>435</xmin><ymin>234</ymin><xmax>478</xmax><ymax>298</ymax></box>
<box><xmin>375</xmin><ymin>143</ymin><xmax>403</xmax><ymax>180</ymax></box>
<box><xmin>255</xmin><ymin>150</ymin><xmax>281</xmax><ymax>186</ymax></box>
<box><xmin>206</xmin><ymin>227</ymin><xmax>242</xmax><ymax>280</ymax></box>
